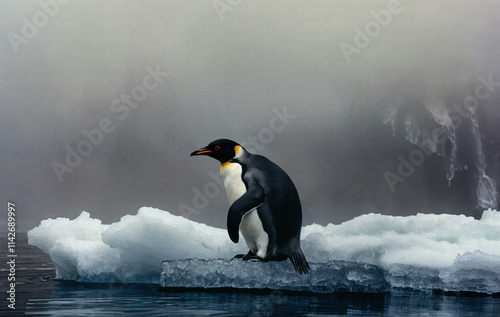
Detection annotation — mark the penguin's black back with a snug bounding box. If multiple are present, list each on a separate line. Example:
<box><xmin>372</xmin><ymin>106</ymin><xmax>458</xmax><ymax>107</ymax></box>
<box><xmin>238</xmin><ymin>153</ymin><xmax>303</xmax><ymax>256</ymax></box>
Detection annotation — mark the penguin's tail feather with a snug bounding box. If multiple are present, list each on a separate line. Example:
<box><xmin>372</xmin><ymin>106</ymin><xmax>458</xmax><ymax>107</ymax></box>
<box><xmin>289</xmin><ymin>248</ymin><xmax>311</xmax><ymax>275</ymax></box>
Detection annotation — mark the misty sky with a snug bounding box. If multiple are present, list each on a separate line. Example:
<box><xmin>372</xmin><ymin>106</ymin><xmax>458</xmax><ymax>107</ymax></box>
<box><xmin>1</xmin><ymin>0</ymin><xmax>500</xmax><ymax>232</ymax></box>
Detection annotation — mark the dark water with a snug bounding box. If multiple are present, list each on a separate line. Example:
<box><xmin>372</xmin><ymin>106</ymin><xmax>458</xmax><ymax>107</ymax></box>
<box><xmin>1</xmin><ymin>235</ymin><xmax>499</xmax><ymax>316</ymax></box>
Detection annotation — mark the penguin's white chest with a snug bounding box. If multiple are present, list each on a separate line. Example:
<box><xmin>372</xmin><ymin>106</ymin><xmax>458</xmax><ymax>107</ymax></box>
<box><xmin>220</xmin><ymin>162</ymin><xmax>246</xmax><ymax>205</ymax></box>
<box><xmin>220</xmin><ymin>162</ymin><xmax>269</xmax><ymax>258</ymax></box>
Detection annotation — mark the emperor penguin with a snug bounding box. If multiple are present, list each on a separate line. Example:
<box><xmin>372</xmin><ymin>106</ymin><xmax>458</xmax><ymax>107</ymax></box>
<box><xmin>191</xmin><ymin>139</ymin><xmax>310</xmax><ymax>274</ymax></box>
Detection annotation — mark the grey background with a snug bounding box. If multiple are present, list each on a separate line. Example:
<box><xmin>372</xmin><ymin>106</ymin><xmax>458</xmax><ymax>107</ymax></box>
<box><xmin>1</xmin><ymin>0</ymin><xmax>499</xmax><ymax>232</ymax></box>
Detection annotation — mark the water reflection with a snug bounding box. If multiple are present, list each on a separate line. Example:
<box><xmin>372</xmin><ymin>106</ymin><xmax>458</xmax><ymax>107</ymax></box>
<box><xmin>21</xmin><ymin>281</ymin><xmax>500</xmax><ymax>317</ymax></box>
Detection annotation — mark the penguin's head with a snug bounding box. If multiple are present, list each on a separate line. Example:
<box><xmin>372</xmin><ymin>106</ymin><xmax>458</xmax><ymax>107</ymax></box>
<box><xmin>190</xmin><ymin>139</ymin><xmax>244</xmax><ymax>163</ymax></box>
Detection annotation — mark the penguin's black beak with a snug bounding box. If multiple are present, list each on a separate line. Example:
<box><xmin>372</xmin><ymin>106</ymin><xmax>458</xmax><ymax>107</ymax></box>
<box><xmin>190</xmin><ymin>147</ymin><xmax>212</xmax><ymax>156</ymax></box>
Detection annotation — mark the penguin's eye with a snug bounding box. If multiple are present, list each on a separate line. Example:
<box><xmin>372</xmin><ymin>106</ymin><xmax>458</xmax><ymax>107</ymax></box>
<box><xmin>215</xmin><ymin>146</ymin><xmax>221</xmax><ymax>151</ymax></box>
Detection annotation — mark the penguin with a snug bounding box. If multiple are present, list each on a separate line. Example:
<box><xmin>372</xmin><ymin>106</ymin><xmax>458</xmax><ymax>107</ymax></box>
<box><xmin>191</xmin><ymin>139</ymin><xmax>310</xmax><ymax>274</ymax></box>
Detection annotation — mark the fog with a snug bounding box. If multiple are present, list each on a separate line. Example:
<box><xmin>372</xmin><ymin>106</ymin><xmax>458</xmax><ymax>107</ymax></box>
<box><xmin>1</xmin><ymin>0</ymin><xmax>499</xmax><ymax>231</ymax></box>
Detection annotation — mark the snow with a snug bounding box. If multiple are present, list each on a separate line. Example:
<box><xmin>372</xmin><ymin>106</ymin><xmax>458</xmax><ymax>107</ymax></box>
<box><xmin>28</xmin><ymin>207</ymin><xmax>500</xmax><ymax>294</ymax></box>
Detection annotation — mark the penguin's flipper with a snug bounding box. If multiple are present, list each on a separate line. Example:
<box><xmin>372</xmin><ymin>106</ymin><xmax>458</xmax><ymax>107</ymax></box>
<box><xmin>227</xmin><ymin>179</ymin><xmax>265</xmax><ymax>243</ymax></box>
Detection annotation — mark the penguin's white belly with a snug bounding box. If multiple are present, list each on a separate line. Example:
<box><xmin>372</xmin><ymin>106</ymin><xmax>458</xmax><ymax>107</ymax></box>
<box><xmin>221</xmin><ymin>162</ymin><xmax>269</xmax><ymax>258</ymax></box>
<box><xmin>240</xmin><ymin>209</ymin><xmax>268</xmax><ymax>258</ymax></box>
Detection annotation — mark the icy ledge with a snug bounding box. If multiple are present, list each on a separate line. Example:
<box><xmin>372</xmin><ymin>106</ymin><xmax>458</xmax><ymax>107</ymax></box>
<box><xmin>28</xmin><ymin>207</ymin><xmax>500</xmax><ymax>294</ymax></box>
<box><xmin>161</xmin><ymin>259</ymin><xmax>389</xmax><ymax>293</ymax></box>
<box><xmin>160</xmin><ymin>252</ymin><xmax>500</xmax><ymax>294</ymax></box>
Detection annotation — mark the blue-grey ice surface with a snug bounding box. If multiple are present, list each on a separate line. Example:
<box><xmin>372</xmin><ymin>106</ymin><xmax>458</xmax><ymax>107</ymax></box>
<box><xmin>28</xmin><ymin>207</ymin><xmax>500</xmax><ymax>294</ymax></box>
<box><xmin>161</xmin><ymin>259</ymin><xmax>389</xmax><ymax>293</ymax></box>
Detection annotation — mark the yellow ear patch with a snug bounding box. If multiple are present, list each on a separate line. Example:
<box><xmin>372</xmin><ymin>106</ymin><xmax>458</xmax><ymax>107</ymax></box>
<box><xmin>234</xmin><ymin>145</ymin><xmax>243</xmax><ymax>158</ymax></box>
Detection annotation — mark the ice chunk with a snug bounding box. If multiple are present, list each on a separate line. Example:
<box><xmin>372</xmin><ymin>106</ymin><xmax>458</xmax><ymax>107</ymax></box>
<box><xmin>28</xmin><ymin>208</ymin><xmax>500</xmax><ymax>293</ymax></box>
<box><xmin>469</xmin><ymin>111</ymin><xmax>499</xmax><ymax>209</ymax></box>
<box><xmin>160</xmin><ymin>259</ymin><xmax>389</xmax><ymax>293</ymax></box>
<box><xmin>404</xmin><ymin>113</ymin><xmax>421</xmax><ymax>144</ymax></box>
<box><xmin>27</xmin><ymin>211</ymin><xmax>120</xmax><ymax>282</ymax></box>
<box><xmin>477</xmin><ymin>174</ymin><xmax>499</xmax><ymax>209</ymax></box>
<box><xmin>28</xmin><ymin>207</ymin><xmax>246</xmax><ymax>283</ymax></box>
<box><xmin>424</xmin><ymin>94</ymin><xmax>453</xmax><ymax>128</ymax></box>
<box><xmin>441</xmin><ymin>251</ymin><xmax>500</xmax><ymax>294</ymax></box>
<box><xmin>301</xmin><ymin>211</ymin><xmax>500</xmax><ymax>268</ymax></box>
<box><xmin>423</xmin><ymin>94</ymin><xmax>460</xmax><ymax>182</ymax></box>
<box><xmin>386</xmin><ymin>251</ymin><xmax>500</xmax><ymax>294</ymax></box>
<box><xmin>383</xmin><ymin>105</ymin><xmax>398</xmax><ymax>137</ymax></box>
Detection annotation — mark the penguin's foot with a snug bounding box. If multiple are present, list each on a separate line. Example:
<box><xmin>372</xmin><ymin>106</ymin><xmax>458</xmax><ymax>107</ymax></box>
<box><xmin>244</xmin><ymin>256</ymin><xmax>266</xmax><ymax>262</ymax></box>
<box><xmin>234</xmin><ymin>250</ymin><xmax>255</xmax><ymax>259</ymax></box>
<box><xmin>242</xmin><ymin>254</ymin><xmax>266</xmax><ymax>262</ymax></box>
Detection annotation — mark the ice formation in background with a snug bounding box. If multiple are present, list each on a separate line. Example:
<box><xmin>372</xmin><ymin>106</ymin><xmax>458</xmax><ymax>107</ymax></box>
<box><xmin>28</xmin><ymin>207</ymin><xmax>500</xmax><ymax>294</ymax></box>
<box><xmin>423</xmin><ymin>95</ymin><xmax>459</xmax><ymax>183</ymax></box>
<box><xmin>384</xmin><ymin>94</ymin><xmax>499</xmax><ymax>209</ymax></box>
